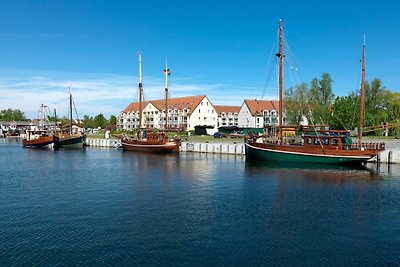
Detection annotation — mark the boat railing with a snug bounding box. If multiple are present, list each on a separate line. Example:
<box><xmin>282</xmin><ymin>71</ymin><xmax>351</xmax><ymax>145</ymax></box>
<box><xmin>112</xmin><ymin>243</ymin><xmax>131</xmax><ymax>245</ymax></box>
<box><xmin>344</xmin><ymin>142</ymin><xmax>386</xmax><ymax>151</ymax></box>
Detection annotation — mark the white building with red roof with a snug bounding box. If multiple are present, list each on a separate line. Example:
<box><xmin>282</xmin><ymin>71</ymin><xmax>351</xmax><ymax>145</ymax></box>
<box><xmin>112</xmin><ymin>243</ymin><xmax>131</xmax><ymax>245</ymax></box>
<box><xmin>214</xmin><ymin>105</ymin><xmax>241</xmax><ymax>127</ymax></box>
<box><xmin>238</xmin><ymin>99</ymin><xmax>281</xmax><ymax>128</ymax></box>
<box><xmin>117</xmin><ymin>95</ymin><xmax>217</xmax><ymax>131</ymax></box>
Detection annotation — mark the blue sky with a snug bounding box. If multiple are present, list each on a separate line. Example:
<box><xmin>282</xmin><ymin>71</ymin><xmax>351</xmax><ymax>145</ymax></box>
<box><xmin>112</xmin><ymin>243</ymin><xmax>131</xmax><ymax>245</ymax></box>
<box><xmin>1</xmin><ymin>0</ymin><xmax>399</xmax><ymax>118</ymax></box>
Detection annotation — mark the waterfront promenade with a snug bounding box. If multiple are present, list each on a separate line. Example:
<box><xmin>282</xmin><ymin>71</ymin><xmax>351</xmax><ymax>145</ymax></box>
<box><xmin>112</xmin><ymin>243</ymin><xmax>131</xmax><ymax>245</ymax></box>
<box><xmin>84</xmin><ymin>137</ymin><xmax>400</xmax><ymax>164</ymax></box>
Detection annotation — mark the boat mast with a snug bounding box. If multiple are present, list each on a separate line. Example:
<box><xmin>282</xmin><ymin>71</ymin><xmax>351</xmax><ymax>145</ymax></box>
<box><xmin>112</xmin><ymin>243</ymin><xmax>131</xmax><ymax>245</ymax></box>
<box><xmin>54</xmin><ymin>108</ymin><xmax>57</xmax><ymax>133</ymax></box>
<box><xmin>359</xmin><ymin>38</ymin><xmax>366</xmax><ymax>146</ymax></box>
<box><xmin>164</xmin><ymin>62</ymin><xmax>169</xmax><ymax>130</ymax></box>
<box><xmin>69</xmin><ymin>86</ymin><xmax>73</xmax><ymax>135</ymax></box>
<box><xmin>277</xmin><ymin>19</ymin><xmax>284</xmax><ymax>144</ymax></box>
<box><xmin>138</xmin><ymin>52</ymin><xmax>143</xmax><ymax>139</ymax></box>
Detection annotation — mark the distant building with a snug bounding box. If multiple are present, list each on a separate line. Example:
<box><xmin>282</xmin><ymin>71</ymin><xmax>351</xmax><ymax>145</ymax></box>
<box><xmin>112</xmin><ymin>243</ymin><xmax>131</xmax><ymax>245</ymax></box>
<box><xmin>237</xmin><ymin>99</ymin><xmax>281</xmax><ymax>128</ymax></box>
<box><xmin>117</xmin><ymin>95</ymin><xmax>217</xmax><ymax>131</ymax></box>
<box><xmin>214</xmin><ymin>105</ymin><xmax>240</xmax><ymax>128</ymax></box>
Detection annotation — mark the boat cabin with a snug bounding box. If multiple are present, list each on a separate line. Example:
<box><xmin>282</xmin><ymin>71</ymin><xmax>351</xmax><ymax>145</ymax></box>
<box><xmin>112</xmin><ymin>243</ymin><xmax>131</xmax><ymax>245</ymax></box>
<box><xmin>25</xmin><ymin>129</ymin><xmax>51</xmax><ymax>141</ymax></box>
<box><xmin>302</xmin><ymin>129</ymin><xmax>385</xmax><ymax>151</ymax></box>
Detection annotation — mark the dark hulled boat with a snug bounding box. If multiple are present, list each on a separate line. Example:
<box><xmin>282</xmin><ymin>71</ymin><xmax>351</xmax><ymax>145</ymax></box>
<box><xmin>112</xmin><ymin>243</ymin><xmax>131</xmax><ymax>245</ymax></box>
<box><xmin>56</xmin><ymin>89</ymin><xmax>86</xmax><ymax>148</ymax></box>
<box><xmin>245</xmin><ymin>20</ymin><xmax>385</xmax><ymax>165</ymax></box>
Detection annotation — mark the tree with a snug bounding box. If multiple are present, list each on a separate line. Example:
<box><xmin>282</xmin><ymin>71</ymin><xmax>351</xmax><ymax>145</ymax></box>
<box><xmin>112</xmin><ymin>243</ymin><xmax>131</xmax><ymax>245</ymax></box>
<box><xmin>109</xmin><ymin>115</ymin><xmax>117</xmax><ymax>126</ymax></box>
<box><xmin>330</xmin><ymin>94</ymin><xmax>358</xmax><ymax>130</ymax></box>
<box><xmin>94</xmin><ymin>113</ymin><xmax>107</xmax><ymax>129</ymax></box>
<box><xmin>0</xmin><ymin>108</ymin><xmax>27</xmax><ymax>121</ymax></box>
<box><xmin>284</xmin><ymin>83</ymin><xmax>309</xmax><ymax>125</ymax></box>
<box><xmin>83</xmin><ymin>115</ymin><xmax>96</xmax><ymax>129</ymax></box>
<box><xmin>384</xmin><ymin>91</ymin><xmax>400</xmax><ymax>123</ymax></box>
<box><xmin>308</xmin><ymin>73</ymin><xmax>335</xmax><ymax>125</ymax></box>
<box><xmin>363</xmin><ymin>78</ymin><xmax>387</xmax><ymax>127</ymax></box>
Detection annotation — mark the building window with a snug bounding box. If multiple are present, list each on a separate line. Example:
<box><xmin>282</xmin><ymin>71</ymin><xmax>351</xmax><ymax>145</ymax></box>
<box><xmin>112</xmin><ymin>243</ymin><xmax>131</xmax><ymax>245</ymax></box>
<box><xmin>199</xmin><ymin>109</ymin><xmax>201</xmax><ymax>113</ymax></box>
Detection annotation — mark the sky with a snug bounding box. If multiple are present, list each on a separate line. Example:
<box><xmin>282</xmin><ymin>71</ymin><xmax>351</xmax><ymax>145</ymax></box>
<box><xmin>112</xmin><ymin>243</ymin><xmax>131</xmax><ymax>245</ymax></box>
<box><xmin>1</xmin><ymin>0</ymin><xmax>399</xmax><ymax>119</ymax></box>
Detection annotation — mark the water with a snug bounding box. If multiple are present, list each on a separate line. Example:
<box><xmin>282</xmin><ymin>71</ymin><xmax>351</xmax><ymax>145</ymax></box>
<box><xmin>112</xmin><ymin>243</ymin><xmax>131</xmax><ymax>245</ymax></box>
<box><xmin>1</xmin><ymin>140</ymin><xmax>400</xmax><ymax>266</ymax></box>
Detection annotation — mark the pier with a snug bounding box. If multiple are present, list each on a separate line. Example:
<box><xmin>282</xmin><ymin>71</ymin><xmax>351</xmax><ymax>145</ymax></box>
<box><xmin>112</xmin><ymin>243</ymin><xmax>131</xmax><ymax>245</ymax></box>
<box><xmin>85</xmin><ymin>138</ymin><xmax>399</xmax><ymax>164</ymax></box>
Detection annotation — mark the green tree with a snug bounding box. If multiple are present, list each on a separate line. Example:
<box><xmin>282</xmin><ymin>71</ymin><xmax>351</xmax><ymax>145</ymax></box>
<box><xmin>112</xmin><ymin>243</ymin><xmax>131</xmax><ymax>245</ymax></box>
<box><xmin>330</xmin><ymin>94</ymin><xmax>358</xmax><ymax>130</ymax></box>
<box><xmin>309</xmin><ymin>73</ymin><xmax>335</xmax><ymax>124</ymax></box>
<box><xmin>94</xmin><ymin>113</ymin><xmax>107</xmax><ymax>128</ymax></box>
<box><xmin>284</xmin><ymin>83</ymin><xmax>309</xmax><ymax>125</ymax></box>
<box><xmin>363</xmin><ymin>78</ymin><xmax>387</xmax><ymax>127</ymax></box>
<box><xmin>83</xmin><ymin>115</ymin><xmax>96</xmax><ymax>129</ymax></box>
<box><xmin>384</xmin><ymin>91</ymin><xmax>400</xmax><ymax>123</ymax></box>
<box><xmin>0</xmin><ymin>108</ymin><xmax>27</xmax><ymax>121</ymax></box>
<box><xmin>109</xmin><ymin>115</ymin><xmax>117</xmax><ymax>126</ymax></box>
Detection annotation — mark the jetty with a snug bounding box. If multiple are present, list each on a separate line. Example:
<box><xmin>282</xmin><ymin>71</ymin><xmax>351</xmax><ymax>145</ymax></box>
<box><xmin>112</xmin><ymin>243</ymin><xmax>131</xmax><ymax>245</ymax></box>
<box><xmin>83</xmin><ymin>137</ymin><xmax>400</xmax><ymax>164</ymax></box>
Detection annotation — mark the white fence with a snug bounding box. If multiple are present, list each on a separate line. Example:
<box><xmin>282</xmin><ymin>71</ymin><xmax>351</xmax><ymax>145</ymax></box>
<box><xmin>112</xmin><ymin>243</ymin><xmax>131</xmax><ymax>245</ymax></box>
<box><xmin>86</xmin><ymin>138</ymin><xmax>120</xmax><ymax>148</ymax></box>
<box><xmin>181</xmin><ymin>142</ymin><xmax>245</xmax><ymax>155</ymax></box>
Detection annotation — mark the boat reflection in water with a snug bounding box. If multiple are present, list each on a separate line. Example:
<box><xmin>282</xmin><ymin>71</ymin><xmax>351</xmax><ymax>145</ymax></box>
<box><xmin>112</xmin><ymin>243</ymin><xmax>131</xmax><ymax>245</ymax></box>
<box><xmin>245</xmin><ymin>158</ymin><xmax>383</xmax><ymax>184</ymax></box>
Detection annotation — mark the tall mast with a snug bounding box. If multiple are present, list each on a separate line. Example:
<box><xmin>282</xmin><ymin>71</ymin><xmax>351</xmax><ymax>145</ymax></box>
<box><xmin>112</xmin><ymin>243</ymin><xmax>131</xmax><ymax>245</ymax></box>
<box><xmin>138</xmin><ymin>52</ymin><xmax>143</xmax><ymax>139</ymax></box>
<box><xmin>277</xmin><ymin>19</ymin><xmax>284</xmax><ymax>144</ymax></box>
<box><xmin>54</xmin><ymin>108</ymin><xmax>57</xmax><ymax>133</ymax></box>
<box><xmin>359</xmin><ymin>37</ymin><xmax>366</xmax><ymax>146</ymax></box>
<box><xmin>164</xmin><ymin>62</ymin><xmax>169</xmax><ymax>130</ymax></box>
<box><xmin>69</xmin><ymin>86</ymin><xmax>73</xmax><ymax>135</ymax></box>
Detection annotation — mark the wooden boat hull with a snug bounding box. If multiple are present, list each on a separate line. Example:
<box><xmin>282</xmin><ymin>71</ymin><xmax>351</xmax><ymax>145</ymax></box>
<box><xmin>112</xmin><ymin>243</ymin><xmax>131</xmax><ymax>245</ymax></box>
<box><xmin>121</xmin><ymin>139</ymin><xmax>180</xmax><ymax>153</ymax></box>
<box><xmin>245</xmin><ymin>142</ymin><xmax>380</xmax><ymax>165</ymax></box>
<box><xmin>58</xmin><ymin>135</ymin><xmax>86</xmax><ymax>148</ymax></box>
<box><xmin>22</xmin><ymin>135</ymin><xmax>58</xmax><ymax>148</ymax></box>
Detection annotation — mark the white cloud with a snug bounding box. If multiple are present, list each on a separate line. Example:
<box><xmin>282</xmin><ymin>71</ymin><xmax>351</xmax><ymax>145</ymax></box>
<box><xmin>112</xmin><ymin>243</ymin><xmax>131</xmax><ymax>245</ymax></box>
<box><xmin>0</xmin><ymin>69</ymin><xmax>277</xmax><ymax>119</ymax></box>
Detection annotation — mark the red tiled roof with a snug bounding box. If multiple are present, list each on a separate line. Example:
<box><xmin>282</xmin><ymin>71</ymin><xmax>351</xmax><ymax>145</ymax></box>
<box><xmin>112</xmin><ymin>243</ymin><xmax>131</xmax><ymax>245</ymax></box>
<box><xmin>123</xmin><ymin>95</ymin><xmax>206</xmax><ymax>115</ymax></box>
<box><xmin>214</xmin><ymin>105</ymin><xmax>241</xmax><ymax>115</ymax></box>
<box><xmin>244</xmin><ymin>99</ymin><xmax>279</xmax><ymax>116</ymax></box>
<box><xmin>123</xmin><ymin>101</ymin><xmax>150</xmax><ymax>113</ymax></box>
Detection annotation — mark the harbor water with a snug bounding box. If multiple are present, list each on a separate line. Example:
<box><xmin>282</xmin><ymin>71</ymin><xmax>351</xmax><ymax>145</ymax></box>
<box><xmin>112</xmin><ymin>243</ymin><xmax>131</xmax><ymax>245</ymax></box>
<box><xmin>1</xmin><ymin>139</ymin><xmax>400</xmax><ymax>265</ymax></box>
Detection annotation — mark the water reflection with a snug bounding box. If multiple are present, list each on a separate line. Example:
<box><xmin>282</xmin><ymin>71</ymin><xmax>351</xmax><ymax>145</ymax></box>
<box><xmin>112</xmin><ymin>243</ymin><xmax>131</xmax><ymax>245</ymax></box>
<box><xmin>245</xmin><ymin>158</ymin><xmax>384</xmax><ymax>184</ymax></box>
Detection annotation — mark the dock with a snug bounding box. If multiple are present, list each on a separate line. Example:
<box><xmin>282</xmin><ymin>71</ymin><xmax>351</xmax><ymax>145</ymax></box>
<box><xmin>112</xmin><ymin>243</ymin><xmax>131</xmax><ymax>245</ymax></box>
<box><xmin>84</xmin><ymin>138</ymin><xmax>400</xmax><ymax>164</ymax></box>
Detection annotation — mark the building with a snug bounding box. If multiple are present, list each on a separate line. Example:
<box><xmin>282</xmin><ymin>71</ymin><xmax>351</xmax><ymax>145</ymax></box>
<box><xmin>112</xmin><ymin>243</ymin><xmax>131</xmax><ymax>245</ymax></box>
<box><xmin>214</xmin><ymin>105</ymin><xmax>240</xmax><ymax>128</ymax></box>
<box><xmin>117</xmin><ymin>101</ymin><xmax>150</xmax><ymax>131</ymax></box>
<box><xmin>117</xmin><ymin>95</ymin><xmax>218</xmax><ymax>131</ymax></box>
<box><xmin>237</xmin><ymin>99</ymin><xmax>281</xmax><ymax>128</ymax></box>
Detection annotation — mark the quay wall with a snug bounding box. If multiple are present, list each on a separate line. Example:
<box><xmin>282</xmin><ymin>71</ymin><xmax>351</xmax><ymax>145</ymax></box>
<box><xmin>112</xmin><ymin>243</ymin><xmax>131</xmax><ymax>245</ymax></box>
<box><xmin>181</xmin><ymin>141</ymin><xmax>245</xmax><ymax>155</ymax></box>
<box><xmin>81</xmin><ymin>138</ymin><xmax>400</xmax><ymax>164</ymax></box>
<box><xmin>86</xmin><ymin>138</ymin><xmax>119</xmax><ymax>148</ymax></box>
<box><xmin>371</xmin><ymin>139</ymin><xmax>400</xmax><ymax>164</ymax></box>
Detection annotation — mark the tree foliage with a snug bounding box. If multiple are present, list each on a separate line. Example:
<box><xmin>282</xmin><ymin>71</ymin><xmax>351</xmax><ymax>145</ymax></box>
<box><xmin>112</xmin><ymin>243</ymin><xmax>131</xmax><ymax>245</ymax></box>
<box><xmin>284</xmin><ymin>83</ymin><xmax>309</xmax><ymax>125</ymax></box>
<box><xmin>94</xmin><ymin>114</ymin><xmax>107</xmax><ymax>128</ymax></box>
<box><xmin>109</xmin><ymin>115</ymin><xmax>117</xmax><ymax>126</ymax></box>
<box><xmin>83</xmin><ymin>115</ymin><xmax>96</xmax><ymax>129</ymax></box>
<box><xmin>330</xmin><ymin>93</ymin><xmax>358</xmax><ymax>130</ymax></box>
<box><xmin>283</xmin><ymin>73</ymin><xmax>400</xmax><ymax>137</ymax></box>
<box><xmin>0</xmin><ymin>109</ymin><xmax>27</xmax><ymax>121</ymax></box>
<box><xmin>308</xmin><ymin>73</ymin><xmax>335</xmax><ymax>124</ymax></box>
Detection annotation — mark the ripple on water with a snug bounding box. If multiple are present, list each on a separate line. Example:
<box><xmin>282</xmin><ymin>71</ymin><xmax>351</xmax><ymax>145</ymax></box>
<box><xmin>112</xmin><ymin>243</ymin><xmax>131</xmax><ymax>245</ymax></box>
<box><xmin>0</xmin><ymin>144</ymin><xmax>400</xmax><ymax>265</ymax></box>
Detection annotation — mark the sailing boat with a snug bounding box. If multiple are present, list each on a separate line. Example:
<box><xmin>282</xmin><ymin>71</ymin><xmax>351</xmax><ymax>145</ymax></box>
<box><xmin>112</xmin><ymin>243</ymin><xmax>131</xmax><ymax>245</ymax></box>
<box><xmin>245</xmin><ymin>20</ymin><xmax>385</xmax><ymax>165</ymax></box>
<box><xmin>56</xmin><ymin>89</ymin><xmax>86</xmax><ymax>148</ymax></box>
<box><xmin>120</xmin><ymin>53</ymin><xmax>181</xmax><ymax>152</ymax></box>
<box><xmin>22</xmin><ymin>104</ymin><xmax>59</xmax><ymax>148</ymax></box>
